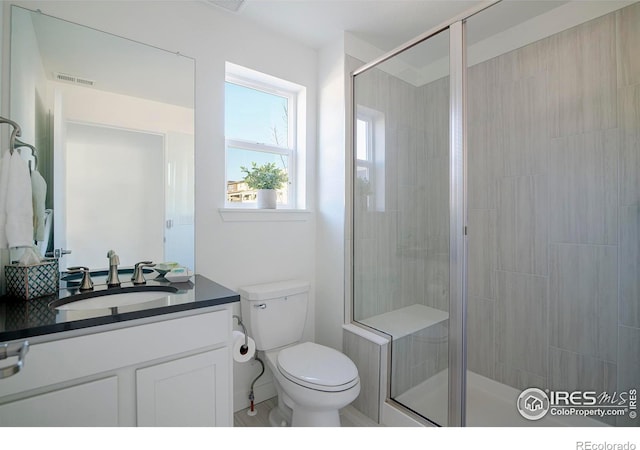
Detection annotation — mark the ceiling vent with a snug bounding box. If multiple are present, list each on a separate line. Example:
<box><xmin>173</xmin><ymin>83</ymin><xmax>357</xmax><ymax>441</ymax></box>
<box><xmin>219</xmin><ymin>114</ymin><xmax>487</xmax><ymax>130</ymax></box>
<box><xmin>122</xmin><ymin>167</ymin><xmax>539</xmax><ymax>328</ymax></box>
<box><xmin>203</xmin><ymin>0</ymin><xmax>246</xmax><ymax>13</ymax></box>
<box><xmin>54</xmin><ymin>72</ymin><xmax>95</xmax><ymax>87</ymax></box>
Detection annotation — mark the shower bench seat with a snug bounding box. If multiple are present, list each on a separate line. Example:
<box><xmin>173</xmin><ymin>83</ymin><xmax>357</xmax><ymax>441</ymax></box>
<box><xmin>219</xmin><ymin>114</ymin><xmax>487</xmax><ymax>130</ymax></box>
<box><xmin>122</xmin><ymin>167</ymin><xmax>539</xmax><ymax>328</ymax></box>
<box><xmin>359</xmin><ymin>304</ymin><xmax>448</xmax><ymax>339</ymax></box>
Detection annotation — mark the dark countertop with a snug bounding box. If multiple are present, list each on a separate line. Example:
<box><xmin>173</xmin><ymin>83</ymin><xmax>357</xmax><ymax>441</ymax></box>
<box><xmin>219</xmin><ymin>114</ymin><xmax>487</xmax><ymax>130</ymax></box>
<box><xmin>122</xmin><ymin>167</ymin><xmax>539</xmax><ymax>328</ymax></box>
<box><xmin>0</xmin><ymin>274</ymin><xmax>239</xmax><ymax>343</ymax></box>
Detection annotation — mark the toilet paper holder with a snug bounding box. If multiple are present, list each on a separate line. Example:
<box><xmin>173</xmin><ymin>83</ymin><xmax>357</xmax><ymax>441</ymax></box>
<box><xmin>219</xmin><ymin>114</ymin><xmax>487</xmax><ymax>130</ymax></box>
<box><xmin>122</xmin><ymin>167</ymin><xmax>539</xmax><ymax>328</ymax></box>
<box><xmin>232</xmin><ymin>314</ymin><xmax>264</xmax><ymax>417</ymax></box>
<box><xmin>233</xmin><ymin>315</ymin><xmax>250</xmax><ymax>355</ymax></box>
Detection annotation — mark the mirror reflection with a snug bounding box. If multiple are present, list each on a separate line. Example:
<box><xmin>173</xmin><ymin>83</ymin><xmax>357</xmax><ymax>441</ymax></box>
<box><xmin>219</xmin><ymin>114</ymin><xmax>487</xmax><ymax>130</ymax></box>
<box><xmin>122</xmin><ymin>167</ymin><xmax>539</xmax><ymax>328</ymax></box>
<box><xmin>9</xmin><ymin>6</ymin><xmax>195</xmax><ymax>271</ymax></box>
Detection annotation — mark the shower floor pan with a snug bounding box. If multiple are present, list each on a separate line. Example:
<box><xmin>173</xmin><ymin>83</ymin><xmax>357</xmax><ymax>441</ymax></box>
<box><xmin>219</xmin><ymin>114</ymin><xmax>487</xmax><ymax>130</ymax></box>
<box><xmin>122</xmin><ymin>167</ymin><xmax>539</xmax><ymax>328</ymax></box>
<box><xmin>395</xmin><ymin>370</ymin><xmax>606</xmax><ymax>427</ymax></box>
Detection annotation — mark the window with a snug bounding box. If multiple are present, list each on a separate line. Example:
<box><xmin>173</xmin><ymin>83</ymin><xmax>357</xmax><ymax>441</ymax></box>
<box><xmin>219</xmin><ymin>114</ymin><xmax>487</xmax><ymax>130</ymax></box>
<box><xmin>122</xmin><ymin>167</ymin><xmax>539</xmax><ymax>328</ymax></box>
<box><xmin>225</xmin><ymin>63</ymin><xmax>304</xmax><ymax>209</ymax></box>
<box><xmin>356</xmin><ymin>117</ymin><xmax>372</xmax><ymax>180</ymax></box>
<box><xmin>355</xmin><ymin>106</ymin><xmax>385</xmax><ymax>211</ymax></box>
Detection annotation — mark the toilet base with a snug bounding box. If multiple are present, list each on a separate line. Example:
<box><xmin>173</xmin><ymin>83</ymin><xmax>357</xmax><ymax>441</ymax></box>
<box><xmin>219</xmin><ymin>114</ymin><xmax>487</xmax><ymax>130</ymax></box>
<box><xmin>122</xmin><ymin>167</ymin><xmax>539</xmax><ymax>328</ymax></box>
<box><xmin>269</xmin><ymin>399</ymin><xmax>343</xmax><ymax>427</ymax></box>
<box><xmin>290</xmin><ymin>408</ymin><xmax>341</xmax><ymax>427</ymax></box>
<box><xmin>269</xmin><ymin>407</ymin><xmax>289</xmax><ymax>427</ymax></box>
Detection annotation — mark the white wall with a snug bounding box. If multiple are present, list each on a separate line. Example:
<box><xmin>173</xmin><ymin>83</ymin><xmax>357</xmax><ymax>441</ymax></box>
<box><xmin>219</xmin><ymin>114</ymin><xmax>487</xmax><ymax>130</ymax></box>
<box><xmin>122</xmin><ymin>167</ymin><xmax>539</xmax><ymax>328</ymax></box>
<box><xmin>53</xmin><ymin>82</ymin><xmax>194</xmax><ymax>135</ymax></box>
<box><xmin>65</xmin><ymin>123</ymin><xmax>165</xmax><ymax>269</ymax></box>
<box><xmin>315</xmin><ymin>36</ymin><xmax>347</xmax><ymax>351</ymax></box>
<box><xmin>315</xmin><ymin>36</ymin><xmax>373</xmax><ymax>352</ymax></box>
<box><xmin>50</xmin><ymin>82</ymin><xmax>195</xmax><ymax>270</ymax></box>
<box><xmin>7</xmin><ymin>3</ymin><xmax>46</xmax><ymax>144</ymax></box>
<box><xmin>0</xmin><ymin>0</ymin><xmax>46</xmax><ymax>292</ymax></box>
<box><xmin>2</xmin><ymin>0</ymin><xmax>318</xmax><ymax>411</ymax></box>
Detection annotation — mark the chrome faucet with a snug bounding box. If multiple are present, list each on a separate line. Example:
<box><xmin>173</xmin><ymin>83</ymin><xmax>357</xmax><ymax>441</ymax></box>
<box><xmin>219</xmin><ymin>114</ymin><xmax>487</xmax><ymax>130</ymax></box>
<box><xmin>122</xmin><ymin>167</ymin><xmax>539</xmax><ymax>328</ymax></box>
<box><xmin>106</xmin><ymin>250</ymin><xmax>121</xmax><ymax>287</ymax></box>
<box><xmin>132</xmin><ymin>261</ymin><xmax>156</xmax><ymax>285</ymax></box>
<box><xmin>67</xmin><ymin>266</ymin><xmax>93</xmax><ymax>291</ymax></box>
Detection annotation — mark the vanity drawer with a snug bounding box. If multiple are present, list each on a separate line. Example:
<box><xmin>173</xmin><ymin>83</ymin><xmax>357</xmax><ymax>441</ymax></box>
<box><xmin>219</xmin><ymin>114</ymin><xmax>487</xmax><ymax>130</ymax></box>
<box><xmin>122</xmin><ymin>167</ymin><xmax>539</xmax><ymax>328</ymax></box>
<box><xmin>0</xmin><ymin>309</ymin><xmax>230</xmax><ymax>399</ymax></box>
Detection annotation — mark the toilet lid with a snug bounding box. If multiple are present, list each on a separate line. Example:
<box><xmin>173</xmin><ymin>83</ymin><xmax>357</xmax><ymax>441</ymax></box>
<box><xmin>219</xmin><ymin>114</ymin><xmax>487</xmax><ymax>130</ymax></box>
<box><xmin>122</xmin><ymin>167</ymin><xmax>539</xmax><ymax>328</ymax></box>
<box><xmin>277</xmin><ymin>342</ymin><xmax>359</xmax><ymax>392</ymax></box>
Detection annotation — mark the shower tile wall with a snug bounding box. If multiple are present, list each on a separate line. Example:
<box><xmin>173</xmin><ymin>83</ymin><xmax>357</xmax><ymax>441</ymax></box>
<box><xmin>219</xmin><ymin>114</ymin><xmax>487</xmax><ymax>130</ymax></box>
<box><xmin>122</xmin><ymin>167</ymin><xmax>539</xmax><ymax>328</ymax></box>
<box><xmin>353</xmin><ymin>52</ymin><xmax>450</xmax><ymax>397</ymax></box>
<box><xmin>352</xmin><ymin>56</ymin><xmax>450</xmax><ymax>321</ymax></box>
<box><xmin>353</xmin><ymin>2</ymin><xmax>639</xmax><ymax>425</ymax></box>
<box><xmin>466</xmin><ymin>3</ymin><xmax>639</xmax><ymax>426</ymax></box>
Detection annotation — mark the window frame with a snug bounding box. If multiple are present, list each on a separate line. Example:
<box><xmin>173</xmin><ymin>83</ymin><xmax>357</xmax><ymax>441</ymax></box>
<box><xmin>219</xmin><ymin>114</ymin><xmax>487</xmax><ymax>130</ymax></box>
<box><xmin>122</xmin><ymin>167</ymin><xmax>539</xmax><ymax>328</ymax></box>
<box><xmin>356</xmin><ymin>106</ymin><xmax>386</xmax><ymax>212</ymax></box>
<box><xmin>224</xmin><ymin>73</ymin><xmax>297</xmax><ymax>209</ymax></box>
<box><xmin>356</xmin><ymin>114</ymin><xmax>374</xmax><ymax>187</ymax></box>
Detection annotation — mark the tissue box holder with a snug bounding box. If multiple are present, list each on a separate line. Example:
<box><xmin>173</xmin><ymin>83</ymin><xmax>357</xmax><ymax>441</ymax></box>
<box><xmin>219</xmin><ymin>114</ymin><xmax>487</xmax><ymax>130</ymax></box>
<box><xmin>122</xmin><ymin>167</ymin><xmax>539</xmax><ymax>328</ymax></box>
<box><xmin>5</xmin><ymin>259</ymin><xmax>59</xmax><ymax>300</ymax></box>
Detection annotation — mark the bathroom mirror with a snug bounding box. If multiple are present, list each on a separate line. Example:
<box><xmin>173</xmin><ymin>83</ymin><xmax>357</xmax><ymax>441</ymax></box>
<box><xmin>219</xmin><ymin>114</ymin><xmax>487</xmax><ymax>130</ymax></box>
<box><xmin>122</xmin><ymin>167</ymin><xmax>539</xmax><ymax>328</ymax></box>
<box><xmin>9</xmin><ymin>6</ymin><xmax>195</xmax><ymax>271</ymax></box>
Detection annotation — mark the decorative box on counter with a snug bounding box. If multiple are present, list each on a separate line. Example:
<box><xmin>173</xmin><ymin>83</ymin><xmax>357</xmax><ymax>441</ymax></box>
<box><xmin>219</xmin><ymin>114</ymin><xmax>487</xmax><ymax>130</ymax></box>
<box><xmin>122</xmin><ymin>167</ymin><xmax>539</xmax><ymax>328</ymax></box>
<box><xmin>5</xmin><ymin>259</ymin><xmax>59</xmax><ymax>300</ymax></box>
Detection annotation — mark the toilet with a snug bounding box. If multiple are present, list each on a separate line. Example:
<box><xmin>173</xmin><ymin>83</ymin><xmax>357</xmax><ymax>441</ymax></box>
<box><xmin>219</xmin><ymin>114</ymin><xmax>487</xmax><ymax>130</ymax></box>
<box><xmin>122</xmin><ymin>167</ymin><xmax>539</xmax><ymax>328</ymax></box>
<box><xmin>239</xmin><ymin>280</ymin><xmax>360</xmax><ymax>427</ymax></box>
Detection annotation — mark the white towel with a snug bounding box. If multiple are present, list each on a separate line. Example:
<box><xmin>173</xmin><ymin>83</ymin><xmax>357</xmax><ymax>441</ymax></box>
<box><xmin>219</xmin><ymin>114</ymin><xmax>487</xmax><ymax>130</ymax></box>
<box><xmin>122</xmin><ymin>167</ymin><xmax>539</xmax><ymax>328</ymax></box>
<box><xmin>31</xmin><ymin>170</ymin><xmax>47</xmax><ymax>241</ymax></box>
<box><xmin>0</xmin><ymin>151</ymin><xmax>34</xmax><ymax>248</ymax></box>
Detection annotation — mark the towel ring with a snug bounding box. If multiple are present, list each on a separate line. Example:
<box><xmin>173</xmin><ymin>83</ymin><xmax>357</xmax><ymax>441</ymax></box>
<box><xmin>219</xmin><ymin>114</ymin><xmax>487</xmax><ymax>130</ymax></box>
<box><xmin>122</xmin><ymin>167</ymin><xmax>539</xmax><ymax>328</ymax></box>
<box><xmin>0</xmin><ymin>116</ymin><xmax>22</xmax><ymax>154</ymax></box>
<box><xmin>14</xmin><ymin>138</ymin><xmax>39</xmax><ymax>171</ymax></box>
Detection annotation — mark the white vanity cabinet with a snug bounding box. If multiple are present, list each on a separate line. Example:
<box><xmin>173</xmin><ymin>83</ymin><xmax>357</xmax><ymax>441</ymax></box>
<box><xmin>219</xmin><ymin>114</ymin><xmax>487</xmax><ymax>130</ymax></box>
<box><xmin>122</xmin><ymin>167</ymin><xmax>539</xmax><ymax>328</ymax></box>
<box><xmin>0</xmin><ymin>307</ymin><xmax>233</xmax><ymax>426</ymax></box>
<box><xmin>136</xmin><ymin>348</ymin><xmax>229</xmax><ymax>426</ymax></box>
<box><xmin>0</xmin><ymin>377</ymin><xmax>119</xmax><ymax>426</ymax></box>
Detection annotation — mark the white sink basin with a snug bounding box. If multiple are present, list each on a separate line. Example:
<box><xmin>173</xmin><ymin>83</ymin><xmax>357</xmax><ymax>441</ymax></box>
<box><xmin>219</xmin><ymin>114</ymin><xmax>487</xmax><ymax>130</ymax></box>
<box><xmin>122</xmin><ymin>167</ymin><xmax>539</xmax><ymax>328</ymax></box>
<box><xmin>55</xmin><ymin>290</ymin><xmax>176</xmax><ymax>311</ymax></box>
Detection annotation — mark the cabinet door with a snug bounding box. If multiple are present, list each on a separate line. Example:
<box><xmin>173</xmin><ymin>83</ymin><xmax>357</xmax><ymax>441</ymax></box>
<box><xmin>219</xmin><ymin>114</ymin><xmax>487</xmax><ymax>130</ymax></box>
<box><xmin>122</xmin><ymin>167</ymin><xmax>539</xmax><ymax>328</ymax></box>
<box><xmin>0</xmin><ymin>377</ymin><xmax>118</xmax><ymax>426</ymax></box>
<box><xmin>136</xmin><ymin>349</ymin><xmax>230</xmax><ymax>426</ymax></box>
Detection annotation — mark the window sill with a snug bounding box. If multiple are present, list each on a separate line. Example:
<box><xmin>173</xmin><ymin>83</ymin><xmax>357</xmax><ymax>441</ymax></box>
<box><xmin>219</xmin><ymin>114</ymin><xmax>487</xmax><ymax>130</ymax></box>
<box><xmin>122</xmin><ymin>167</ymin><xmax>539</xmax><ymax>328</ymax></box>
<box><xmin>218</xmin><ymin>208</ymin><xmax>312</xmax><ymax>222</ymax></box>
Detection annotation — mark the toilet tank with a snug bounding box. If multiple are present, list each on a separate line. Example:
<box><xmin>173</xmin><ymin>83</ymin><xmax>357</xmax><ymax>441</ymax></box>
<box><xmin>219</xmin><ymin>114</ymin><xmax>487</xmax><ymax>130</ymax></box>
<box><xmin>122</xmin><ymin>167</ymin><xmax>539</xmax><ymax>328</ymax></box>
<box><xmin>239</xmin><ymin>280</ymin><xmax>310</xmax><ymax>351</ymax></box>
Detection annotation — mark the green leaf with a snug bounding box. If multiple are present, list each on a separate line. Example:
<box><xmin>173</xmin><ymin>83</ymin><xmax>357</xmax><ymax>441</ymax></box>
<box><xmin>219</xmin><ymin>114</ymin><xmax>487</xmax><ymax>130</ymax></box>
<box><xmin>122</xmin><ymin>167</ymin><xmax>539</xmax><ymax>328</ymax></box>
<box><xmin>240</xmin><ymin>161</ymin><xmax>288</xmax><ymax>190</ymax></box>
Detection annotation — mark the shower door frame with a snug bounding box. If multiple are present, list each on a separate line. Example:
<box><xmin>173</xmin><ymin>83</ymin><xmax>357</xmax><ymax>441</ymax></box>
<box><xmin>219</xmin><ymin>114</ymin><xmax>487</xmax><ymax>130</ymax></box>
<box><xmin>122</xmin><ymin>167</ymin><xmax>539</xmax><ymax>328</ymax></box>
<box><xmin>349</xmin><ymin>0</ymin><xmax>501</xmax><ymax>427</ymax></box>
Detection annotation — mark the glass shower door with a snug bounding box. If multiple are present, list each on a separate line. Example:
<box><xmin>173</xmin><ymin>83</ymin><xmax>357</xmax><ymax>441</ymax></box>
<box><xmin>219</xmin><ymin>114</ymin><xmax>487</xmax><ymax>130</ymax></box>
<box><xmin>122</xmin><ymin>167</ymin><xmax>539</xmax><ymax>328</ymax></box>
<box><xmin>352</xmin><ymin>28</ymin><xmax>452</xmax><ymax>425</ymax></box>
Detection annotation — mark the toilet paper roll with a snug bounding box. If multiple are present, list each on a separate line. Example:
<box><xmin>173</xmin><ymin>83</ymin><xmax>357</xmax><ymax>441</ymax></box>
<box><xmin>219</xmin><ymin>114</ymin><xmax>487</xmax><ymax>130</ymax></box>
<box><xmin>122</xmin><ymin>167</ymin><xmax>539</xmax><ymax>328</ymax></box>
<box><xmin>232</xmin><ymin>330</ymin><xmax>256</xmax><ymax>363</ymax></box>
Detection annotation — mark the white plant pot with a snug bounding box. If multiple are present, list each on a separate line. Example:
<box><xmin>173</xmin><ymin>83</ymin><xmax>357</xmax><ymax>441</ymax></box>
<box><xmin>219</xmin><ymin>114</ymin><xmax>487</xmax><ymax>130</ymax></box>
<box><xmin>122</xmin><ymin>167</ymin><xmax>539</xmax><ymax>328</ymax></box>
<box><xmin>257</xmin><ymin>189</ymin><xmax>277</xmax><ymax>209</ymax></box>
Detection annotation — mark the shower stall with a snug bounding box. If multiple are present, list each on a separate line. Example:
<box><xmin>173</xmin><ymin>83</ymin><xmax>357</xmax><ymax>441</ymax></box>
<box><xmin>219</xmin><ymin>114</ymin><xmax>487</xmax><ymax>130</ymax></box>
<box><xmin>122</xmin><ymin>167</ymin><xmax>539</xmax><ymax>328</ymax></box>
<box><xmin>350</xmin><ymin>0</ymin><xmax>639</xmax><ymax>427</ymax></box>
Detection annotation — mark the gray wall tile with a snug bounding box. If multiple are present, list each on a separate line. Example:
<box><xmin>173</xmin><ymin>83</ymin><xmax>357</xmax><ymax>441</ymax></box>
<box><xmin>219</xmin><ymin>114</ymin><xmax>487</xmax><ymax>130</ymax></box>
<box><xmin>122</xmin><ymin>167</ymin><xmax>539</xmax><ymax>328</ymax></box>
<box><xmin>549</xmin><ymin>346</ymin><xmax>618</xmax><ymax>425</ymax></box>
<box><xmin>467</xmin><ymin>296</ymin><xmax>495</xmax><ymax>379</ymax></box>
<box><xmin>497</xmin><ymin>175</ymin><xmax>548</xmax><ymax>275</ymax></box>
<box><xmin>618</xmin><ymin>326</ymin><xmax>640</xmax><ymax>384</ymax></box>
<box><xmin>548</xmin><ymin>13</ymin><xmax>617</xmax><ymax>137</ymax></box>
<box><xmin>494</xmin><ymin>362</ymin><xmax>547</xmax><ymax>392</ymax></box>
<box><xmin>468</xmin><ymin>65</ymin><xmax>499</xmax><ymax>210</ymax></box>
<box><xmin>549</xmin><ymin>244</ymin><xmax>618</xmax><ymax>362</ymax></box>
<box><xmin>424</xmin><ymin>252</ymin><xmax>449</xmax><ymax>312</ymax></box>
<box><xmin>497</xmin><ymin>77</ymin><xmax>548</xmax><ymax>176</ymax></box>
<box><xmin>496</xmin><ymin>271</ymin><xmax>547</xmax><ymax>378</ymax></box>
<box><xmin>549</xmin><ymin>130</ymin><xmax>618</xmax><ymax>245</ymax></box>
<box><xmin>343</xmin><ymin>329</ymin><xmax>381</xmax><ymax>422</ymax></box>
<box><xmin>549</xmin><ymin>346</ymin><xmax>617</xmax><ymax>392</ymax></box>
<box><xmin>620</xmin><ymin>205</ymin><xmax>640</xmax><ymax>328</ymax></box>
<box><xmin>619</xmin><ymin>131</ymin><xmax>640</xmax><ymax>207</ymax></box>
<box><xmin>616</xmin><ymin>1</ymin><xmax>640</xmax><ymax>87</ymax></box>
<box><xmin>468</xmin><ymin>209</ymin><xmax>497</xmax><ymax>299</ymax></box>
<box><xmin>619</xmin><ymin>83</ymin><xmax>640</xmax><ymax>133</ymax></box>
<box><xmin>617</xmin><ymin>326</ymin><xmax>640</xmax><ymax>426</ymax></box>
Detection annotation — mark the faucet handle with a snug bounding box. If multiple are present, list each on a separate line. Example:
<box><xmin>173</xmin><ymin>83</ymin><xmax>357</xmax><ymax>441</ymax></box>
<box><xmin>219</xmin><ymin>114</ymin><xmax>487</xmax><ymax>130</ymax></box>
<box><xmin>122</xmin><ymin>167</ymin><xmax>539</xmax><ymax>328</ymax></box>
<box><xmin>106</xmin><ymin>251</ymin><xmax>121</xmax><ymax>288</ymax></box>
<box><xmin>107</xmin><ymin>250</ymin><xmax>120</xmax><ymax>265</ymax></box>
<box><xmin>67</xmin><ymin>266</ymin><xmax>93</xmax><ymax>291</ymax></box>
<box><xmin>132</xmin><ymin>261</ymin><xmax>155</xmax><ymax>285</ymax></box>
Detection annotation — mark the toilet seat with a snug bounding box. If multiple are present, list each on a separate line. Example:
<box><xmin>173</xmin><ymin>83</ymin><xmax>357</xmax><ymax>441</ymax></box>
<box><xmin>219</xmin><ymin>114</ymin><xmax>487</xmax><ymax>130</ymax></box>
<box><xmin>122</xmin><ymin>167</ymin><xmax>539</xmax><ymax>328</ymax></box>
<box><xmin>276</xmin><ymin>342</ymin><xmax>359</xmax><ymax>392</ymax></box>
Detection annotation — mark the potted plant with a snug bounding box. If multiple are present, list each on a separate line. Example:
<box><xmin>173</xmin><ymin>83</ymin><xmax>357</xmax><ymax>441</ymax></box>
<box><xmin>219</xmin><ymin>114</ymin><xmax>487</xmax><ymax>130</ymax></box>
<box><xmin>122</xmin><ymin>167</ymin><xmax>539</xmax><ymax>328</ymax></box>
<box><xmin>355</xmin><ymin>176</ymin><xmax>372</xmax><ymax>210</ymax></box>
<box><xmin>240</xmin><ymin>161</ymin><xmax>288</xmax><ymax>209</ymax></box>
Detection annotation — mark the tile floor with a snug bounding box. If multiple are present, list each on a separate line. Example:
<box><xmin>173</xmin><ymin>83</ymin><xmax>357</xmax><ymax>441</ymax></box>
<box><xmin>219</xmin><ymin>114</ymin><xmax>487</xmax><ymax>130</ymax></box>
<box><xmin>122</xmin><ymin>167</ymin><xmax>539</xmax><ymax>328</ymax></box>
<box><xmin>233</xmin><ymin>397</ymin><xmax>380</xmax><ymax>427</ymax></box>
